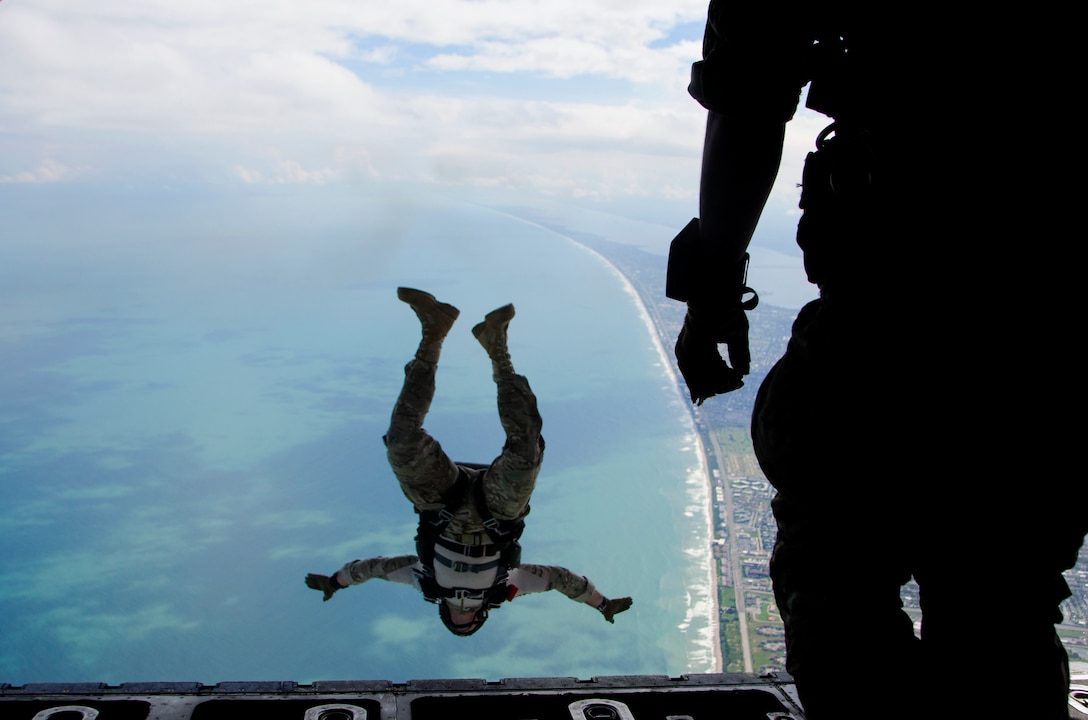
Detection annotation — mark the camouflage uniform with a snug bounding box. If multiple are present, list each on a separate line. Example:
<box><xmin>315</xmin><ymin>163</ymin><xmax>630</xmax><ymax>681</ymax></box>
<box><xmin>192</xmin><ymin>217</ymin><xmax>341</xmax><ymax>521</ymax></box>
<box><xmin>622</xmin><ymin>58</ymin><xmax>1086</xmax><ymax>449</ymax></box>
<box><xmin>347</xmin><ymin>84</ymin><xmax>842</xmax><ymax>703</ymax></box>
<box><xmin>385</xmin><ymin>357</ymin><xmax>544</xmax><ymax>528</ymax></box>
<box><xmin>306</xmin><ymin>291</ymin><xmax>632</xmax><ymax>629</ymax></box>
<box><xmin>337</xmin><ymin>556</ymin><xmax>601</xmax><ymax>606</ymax></box>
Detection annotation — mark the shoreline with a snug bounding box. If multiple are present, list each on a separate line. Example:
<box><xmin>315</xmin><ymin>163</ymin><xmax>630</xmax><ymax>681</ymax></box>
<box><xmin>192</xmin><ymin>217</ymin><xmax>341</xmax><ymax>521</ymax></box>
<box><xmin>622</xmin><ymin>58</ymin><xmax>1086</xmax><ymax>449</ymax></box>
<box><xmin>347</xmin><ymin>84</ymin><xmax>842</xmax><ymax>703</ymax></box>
<box><xmin>569</xmin><ymin>239</ymin><xmax>724</xmax><ymax>675</ymax></box>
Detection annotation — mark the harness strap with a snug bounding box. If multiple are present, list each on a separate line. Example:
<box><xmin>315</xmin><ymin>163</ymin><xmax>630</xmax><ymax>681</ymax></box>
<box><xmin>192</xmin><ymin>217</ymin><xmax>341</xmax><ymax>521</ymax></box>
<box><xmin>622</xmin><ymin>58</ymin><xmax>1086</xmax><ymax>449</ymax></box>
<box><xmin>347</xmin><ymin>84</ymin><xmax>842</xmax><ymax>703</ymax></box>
<box><xmin>416</xmin><ymin>463</ymin><xmax>527</xmax><ymax>545</ymax></box>
<box><xmin>414</xmin><ymin>462</ymin><xmax>528</xmax><ymax>609</ymax></box>
<box><xmin>434</xmin><ymin>534</ymin><xmax>499</xmax><ymax>557</ymax></box>
<box><xmin>417</xmin><ymin>572</ymin><xmax>510</xmax><ymax>607</ymax></box>
<box><xmin>433</xmin><ymin>553</ymin><xmax>502</xmax><ymax>573</ymax></box>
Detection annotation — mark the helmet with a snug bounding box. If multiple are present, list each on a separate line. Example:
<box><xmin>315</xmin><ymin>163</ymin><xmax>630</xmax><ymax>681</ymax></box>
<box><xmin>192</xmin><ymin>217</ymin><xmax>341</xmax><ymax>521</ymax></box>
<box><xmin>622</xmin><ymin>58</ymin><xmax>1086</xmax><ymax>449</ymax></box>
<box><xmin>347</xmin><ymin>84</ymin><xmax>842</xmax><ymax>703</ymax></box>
<box><xmin>439</xmin><ymin>601</ymin><xmax>489</xmax><ymax>637</ymax></box>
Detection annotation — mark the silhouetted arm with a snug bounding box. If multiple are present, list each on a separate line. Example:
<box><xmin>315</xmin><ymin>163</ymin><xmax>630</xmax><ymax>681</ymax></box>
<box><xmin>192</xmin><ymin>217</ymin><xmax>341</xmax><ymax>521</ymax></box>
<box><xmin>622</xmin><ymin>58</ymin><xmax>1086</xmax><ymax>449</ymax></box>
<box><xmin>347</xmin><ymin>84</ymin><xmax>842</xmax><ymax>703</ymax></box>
<box><xmin>669</xmin><ymin>112</ymin><xmax>784</xmax><ymax>404</ymax></box>
<box><xmin>668</xmin><ymin>1</ymin><xmax>809</xmax><ymax>404</ymax></box>
<box><xmin>698</xmin><ymin>111</ymin><xmax>785</xmax><ymax>270</ymax></box>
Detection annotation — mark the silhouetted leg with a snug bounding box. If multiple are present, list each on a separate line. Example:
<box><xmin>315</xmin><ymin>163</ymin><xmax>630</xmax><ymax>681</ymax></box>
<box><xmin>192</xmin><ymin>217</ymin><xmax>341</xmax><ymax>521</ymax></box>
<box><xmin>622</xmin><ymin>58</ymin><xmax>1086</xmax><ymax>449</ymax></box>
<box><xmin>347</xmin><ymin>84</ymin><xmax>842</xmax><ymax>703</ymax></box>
<box><xmin>914</xmin><ymin>495</ymin><xmax>1080</xmax><ymax>719</ymax></box>
<box><xmin>754</xmin><ymin>297</ymin><xmax>924</xmax><ymax>719</ymax></box>
<box><xmin>767</xmin><ymin>492</ymin><xmax>921</xmax><ymax>719</ymax></box>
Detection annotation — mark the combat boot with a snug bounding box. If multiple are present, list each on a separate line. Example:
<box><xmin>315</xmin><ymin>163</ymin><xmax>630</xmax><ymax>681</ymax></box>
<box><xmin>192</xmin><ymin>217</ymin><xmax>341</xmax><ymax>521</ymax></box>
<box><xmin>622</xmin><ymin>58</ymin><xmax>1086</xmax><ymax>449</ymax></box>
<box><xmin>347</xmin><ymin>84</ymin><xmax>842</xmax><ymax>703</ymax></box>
<box><xmin>472</xmin><ymin>303</ymin><xmax>516</xmax><ymax>378</ymax></box>
<box><xmin>398</xmin><ymin>287</ymin><xmax>459</xmax><ymax>364</ymax></box>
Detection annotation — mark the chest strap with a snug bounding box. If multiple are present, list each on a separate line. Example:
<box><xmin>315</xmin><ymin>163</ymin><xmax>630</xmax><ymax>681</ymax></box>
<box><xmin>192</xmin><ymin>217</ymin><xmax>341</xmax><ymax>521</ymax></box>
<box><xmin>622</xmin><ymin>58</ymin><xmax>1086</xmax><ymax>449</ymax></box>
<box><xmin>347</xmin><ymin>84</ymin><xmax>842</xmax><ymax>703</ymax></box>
<box><xmin>434</xmin><ymin>534</ymin><xmax>499</xmax><ymax>558</ymax></box>
<box><xmin>433</xmin><ymin>553</ymin><xmax>502</xmax><ymax>573</ymax></box>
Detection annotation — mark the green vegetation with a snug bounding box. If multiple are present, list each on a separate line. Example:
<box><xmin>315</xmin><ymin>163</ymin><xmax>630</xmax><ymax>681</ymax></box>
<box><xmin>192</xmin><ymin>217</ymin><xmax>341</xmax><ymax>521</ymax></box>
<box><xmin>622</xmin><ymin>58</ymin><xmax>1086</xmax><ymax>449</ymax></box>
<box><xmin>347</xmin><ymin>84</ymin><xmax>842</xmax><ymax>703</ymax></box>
<box><xmin>715</xmin><ymin>425</ymin><xmax>753</xmax><ymax>454</ymax></box>
<box><xmin>747</xmin><ymin>591</ymin><xmax>786</xmax><ymax>672</ymax></box>
<box><xmin>719</xmin><ymin>587</ymin><xmax>745</xmax><ymax>672</ymax></box>
<box><xmin>749</xmin><ymin>626</ymin><xmax>784</xmax><ymax>673</ymax></box>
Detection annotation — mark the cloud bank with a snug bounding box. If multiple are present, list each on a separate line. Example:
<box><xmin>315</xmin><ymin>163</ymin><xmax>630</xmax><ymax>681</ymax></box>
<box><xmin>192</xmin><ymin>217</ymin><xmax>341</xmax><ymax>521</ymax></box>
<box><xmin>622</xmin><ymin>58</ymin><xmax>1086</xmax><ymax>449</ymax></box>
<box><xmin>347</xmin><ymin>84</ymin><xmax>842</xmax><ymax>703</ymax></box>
<box><xmin>0</xmin><ymin>1</ymin><xmax>721</xmax><ymax>199</ymax></box>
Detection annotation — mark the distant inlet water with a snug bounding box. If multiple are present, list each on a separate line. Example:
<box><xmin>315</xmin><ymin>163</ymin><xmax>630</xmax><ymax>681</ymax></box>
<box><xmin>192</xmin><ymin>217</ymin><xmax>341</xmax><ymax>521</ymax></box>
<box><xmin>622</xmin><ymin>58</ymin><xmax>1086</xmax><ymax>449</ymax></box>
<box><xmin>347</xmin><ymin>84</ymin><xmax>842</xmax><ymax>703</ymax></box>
<box><xmin>0</xmin><ymin>186</ymin><xmax>719</xmax><ymax>684</ymax></box>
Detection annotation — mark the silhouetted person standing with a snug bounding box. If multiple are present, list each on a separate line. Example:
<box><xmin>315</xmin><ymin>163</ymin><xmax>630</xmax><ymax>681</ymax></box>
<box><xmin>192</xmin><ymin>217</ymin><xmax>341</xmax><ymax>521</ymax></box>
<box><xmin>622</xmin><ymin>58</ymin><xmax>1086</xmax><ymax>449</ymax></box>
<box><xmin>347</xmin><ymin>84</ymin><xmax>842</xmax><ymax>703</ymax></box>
<box><xmin>667</xmin><ymin>3</ymin><xmax>1084</xmax><ymax>718</ymax></box>
<box><xmin>306</xmin><ymin>288</ymin><xmax>632</xmax><ymax>635</ymax></box>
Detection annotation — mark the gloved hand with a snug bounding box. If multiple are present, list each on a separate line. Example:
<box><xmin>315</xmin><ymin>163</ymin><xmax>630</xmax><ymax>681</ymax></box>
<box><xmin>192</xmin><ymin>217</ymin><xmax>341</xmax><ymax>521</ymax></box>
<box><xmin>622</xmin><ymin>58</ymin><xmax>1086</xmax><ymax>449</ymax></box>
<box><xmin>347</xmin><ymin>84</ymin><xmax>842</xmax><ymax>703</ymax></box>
<box><xmin>674</xmin><ymin>303</ymin><xmax>751</xmax><ymax>405</ymax></box>
<box><xmin>305</xmin><ymin>573</ymin><xmax>340</xmax><ymax>602</ymax></box>
<box><xmin>598</xmin><ymin>596</ymin><xmax>633</xmax><ymax>623</ymax></box>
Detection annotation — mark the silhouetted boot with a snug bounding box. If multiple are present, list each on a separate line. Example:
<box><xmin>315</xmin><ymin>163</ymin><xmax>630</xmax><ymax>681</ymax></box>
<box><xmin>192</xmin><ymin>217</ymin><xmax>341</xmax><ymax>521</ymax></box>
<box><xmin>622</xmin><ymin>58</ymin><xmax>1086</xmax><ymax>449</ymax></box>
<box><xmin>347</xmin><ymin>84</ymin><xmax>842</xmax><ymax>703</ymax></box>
<box><xmin>397</xmin><ymin>287</ymin><xmax>459</xmax><ymax>364</ymax></box>
<box><xmin>472</xmin><ymin>303</ymin><xmax>516</xmax><ymax>379</ymax></box>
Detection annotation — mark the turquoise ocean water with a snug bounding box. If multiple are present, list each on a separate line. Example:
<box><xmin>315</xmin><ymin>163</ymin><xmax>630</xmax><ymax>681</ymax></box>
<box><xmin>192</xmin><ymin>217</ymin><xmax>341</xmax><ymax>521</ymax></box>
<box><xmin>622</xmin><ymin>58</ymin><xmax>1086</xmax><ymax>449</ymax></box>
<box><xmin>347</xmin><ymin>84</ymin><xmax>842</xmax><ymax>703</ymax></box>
<box><xmin>0</xmin><ymin>186</ymin><xmax>716</xmax><ymax>684</ymax></box>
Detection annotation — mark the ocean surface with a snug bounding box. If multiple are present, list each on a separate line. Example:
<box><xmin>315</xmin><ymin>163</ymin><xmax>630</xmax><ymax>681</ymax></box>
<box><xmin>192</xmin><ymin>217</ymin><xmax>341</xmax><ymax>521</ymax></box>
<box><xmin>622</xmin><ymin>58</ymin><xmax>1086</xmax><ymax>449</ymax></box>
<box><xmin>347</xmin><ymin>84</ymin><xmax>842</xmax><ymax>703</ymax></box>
<box><xmin>0</xmin><ymin>186</ymin><xmax>719</xmax><ymax>685</ymax></box>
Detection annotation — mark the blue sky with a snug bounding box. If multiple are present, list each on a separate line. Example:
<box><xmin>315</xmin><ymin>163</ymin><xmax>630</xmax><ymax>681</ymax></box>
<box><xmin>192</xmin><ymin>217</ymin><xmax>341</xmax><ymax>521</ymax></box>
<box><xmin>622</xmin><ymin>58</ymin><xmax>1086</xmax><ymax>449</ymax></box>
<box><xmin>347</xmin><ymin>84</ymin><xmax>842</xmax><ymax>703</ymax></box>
<box><xmin>0</xmin><ymin>1</ymin><xmax>826</xmax><ymax>232</ymax></box>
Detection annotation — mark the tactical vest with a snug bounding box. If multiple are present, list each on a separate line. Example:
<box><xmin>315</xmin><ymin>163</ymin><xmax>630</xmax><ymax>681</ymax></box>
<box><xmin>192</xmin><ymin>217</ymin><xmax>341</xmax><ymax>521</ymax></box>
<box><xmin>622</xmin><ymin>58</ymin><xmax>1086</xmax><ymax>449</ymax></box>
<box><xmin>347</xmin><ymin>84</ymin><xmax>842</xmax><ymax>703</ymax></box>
<box><xmin>414</xmin><ymin>462</ymin><xmax>526</xmax><ymax>608</ymax></box>
<box><xmin>797</xmin><ymin>32</ymin><xmax>884</xmax><ymax>289</ymax></box>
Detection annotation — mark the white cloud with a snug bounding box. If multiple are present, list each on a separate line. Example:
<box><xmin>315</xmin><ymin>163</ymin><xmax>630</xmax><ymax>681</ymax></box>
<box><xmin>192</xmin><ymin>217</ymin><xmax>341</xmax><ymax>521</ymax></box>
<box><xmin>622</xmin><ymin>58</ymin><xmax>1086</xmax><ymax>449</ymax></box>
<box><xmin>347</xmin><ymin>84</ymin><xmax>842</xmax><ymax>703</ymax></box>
<box><xmin>0</xmin><ymin>0</ymin><xmax>822</xmax><ymax>211</ymax></box>
<box><xmin>233</xmin><ymin>158</ymin><xmax>338</xmax><ymax>185</ymax></box>
<box><xmin>0</xmin><ymin>159</ymin><xmax>85</xmax><ymax>184</ymax></box>
<box><xmin>32</xmin><ymin>602</ymin><xmax>201</xmax><ymax>672</ymax></box>
<box><xmin>370</xmin><ymin>612</ymin><xmax>428</xmax><ymax>645</ymax></box>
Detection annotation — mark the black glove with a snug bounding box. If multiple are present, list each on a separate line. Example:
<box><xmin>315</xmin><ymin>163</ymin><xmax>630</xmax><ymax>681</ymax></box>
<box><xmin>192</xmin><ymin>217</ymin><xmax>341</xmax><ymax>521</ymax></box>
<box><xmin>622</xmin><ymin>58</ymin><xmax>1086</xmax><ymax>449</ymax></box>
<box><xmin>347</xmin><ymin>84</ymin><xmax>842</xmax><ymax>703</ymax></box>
<box><xmin>666</xmin><ymin>219</ymin><xmax>757</xmax><ymax>405</ymax></box>
<box><xmin>305</xmin><ymin>572</ymin><xmax>341</xmax><ymax>602</ymax></box>
<box><xmin>675</xmin><ymin>302</ymin><xmax>751</xmax><ymax>405</ymax></box>
<box><xmin>598</xmin><ymin>596</ymin><xmax>633</xmax><ymax>623</ymax></box>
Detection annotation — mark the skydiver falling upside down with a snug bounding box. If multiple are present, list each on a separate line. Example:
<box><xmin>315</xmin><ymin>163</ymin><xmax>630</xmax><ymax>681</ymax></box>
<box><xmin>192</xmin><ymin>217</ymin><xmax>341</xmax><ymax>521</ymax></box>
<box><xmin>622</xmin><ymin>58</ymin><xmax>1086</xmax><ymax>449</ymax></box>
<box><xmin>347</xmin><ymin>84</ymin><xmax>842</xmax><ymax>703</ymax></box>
<box><xmin>306</xmin><ymin>287</ymin><xmax>632</xmax><ymax>636</ymax></box>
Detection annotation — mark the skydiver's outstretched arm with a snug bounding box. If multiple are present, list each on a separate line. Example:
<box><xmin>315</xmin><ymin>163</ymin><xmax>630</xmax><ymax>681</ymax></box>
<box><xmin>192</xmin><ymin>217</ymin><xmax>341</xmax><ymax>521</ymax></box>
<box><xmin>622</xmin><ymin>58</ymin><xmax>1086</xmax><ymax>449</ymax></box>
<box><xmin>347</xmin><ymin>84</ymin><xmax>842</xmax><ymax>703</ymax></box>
<box><xmin>305</xmin><ymin>555</ymin><xmax>419</xmax><ymax>602</ymax></box>
<box><xmin>510</xmin><ymin>564</ymin><xmax>633</xmax><ymax>623</ymax></box>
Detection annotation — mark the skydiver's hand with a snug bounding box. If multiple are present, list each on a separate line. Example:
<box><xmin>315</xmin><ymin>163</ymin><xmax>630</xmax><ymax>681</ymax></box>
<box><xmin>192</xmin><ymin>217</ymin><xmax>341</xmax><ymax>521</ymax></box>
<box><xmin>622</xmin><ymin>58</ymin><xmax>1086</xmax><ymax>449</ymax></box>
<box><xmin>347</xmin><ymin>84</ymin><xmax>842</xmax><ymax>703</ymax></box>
<box><xmin>674</xmin><ymin>305</ymin><xmax>750</xmax><ymax>405</ymax></box>
<box><xmin>305</xmin><ymin>573</ymin><xmax>339</xmax><ymax>602</ymax></box>
<box><xmin>598</xmin><ymin>596</ymin><xmax>633</xmax><ymax>623</ymax></box>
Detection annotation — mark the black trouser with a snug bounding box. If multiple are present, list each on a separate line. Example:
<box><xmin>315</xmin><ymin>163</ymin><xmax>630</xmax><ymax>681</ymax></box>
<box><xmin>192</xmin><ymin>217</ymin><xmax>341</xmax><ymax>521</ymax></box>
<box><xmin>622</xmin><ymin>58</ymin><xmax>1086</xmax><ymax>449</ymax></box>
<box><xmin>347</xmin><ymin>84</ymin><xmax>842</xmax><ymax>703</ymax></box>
<box><xmin>753</xmin><ymin>294</ymin><xmax>1076</xmax><ymax>719</ymax></box>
